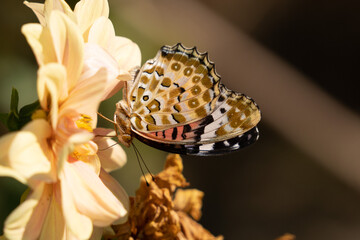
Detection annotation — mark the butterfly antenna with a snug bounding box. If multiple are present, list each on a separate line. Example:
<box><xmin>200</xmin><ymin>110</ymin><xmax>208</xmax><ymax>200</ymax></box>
<box><xmin>132</xmin><ymin>143</ymin><xmax>155</xmax><ymax>181</ymax></box>
<box><xmin>131</xmin><ymin>142</ymin><xmax>150</xmax><ymax>186</ymax></box>
<box><xmin>98</xmin><ymin>142</ymin><xmax>118</xmax><ymax>151</ymax></box>
<box><xmin>97</xmin><ymin>112</ymin><xmax>117</xmax><ymax>124</ymax></box>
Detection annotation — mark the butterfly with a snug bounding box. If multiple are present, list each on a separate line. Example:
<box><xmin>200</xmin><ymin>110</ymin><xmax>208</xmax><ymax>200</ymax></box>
<box><xmin>114</xmin><ymin>43</ymin><xmax>261</xmax><ymax>156</ymax></box>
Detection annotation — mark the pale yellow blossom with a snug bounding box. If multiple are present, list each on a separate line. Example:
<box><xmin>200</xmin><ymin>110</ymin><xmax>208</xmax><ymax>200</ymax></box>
<box><xmin>1</xmin><ymin>4</ymin><xmax>131</xmax><ymax>239</ymax></box>
<box><xmin>24</xmin><ymin>0</ymin><xmax>141</xmax><ymax>100</ymax></box>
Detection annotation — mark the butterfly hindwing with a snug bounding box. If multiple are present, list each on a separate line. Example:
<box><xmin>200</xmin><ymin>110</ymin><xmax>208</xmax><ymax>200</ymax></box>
<box><xmin>133</xmin><ymin>126</ymin><xmax>259</xmax><ymax>156</ymax></box>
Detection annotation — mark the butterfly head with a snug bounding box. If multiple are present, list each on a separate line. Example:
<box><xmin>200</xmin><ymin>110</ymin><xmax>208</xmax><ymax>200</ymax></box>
<box><xmin>114</xmin><ymin>100</ymin><xmax>133</xmax><ymax>147</ymax></box>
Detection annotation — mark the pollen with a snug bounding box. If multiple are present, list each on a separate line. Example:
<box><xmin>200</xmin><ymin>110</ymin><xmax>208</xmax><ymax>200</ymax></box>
<box><xmin>76</xmin><ymin>114</ymin><xmax>93</xmax><ymax>132</ymax></box>
<box><xmin>70</xmin><ymin>142</ymin><xmax>98</xmax><ymax>162</ymax></box>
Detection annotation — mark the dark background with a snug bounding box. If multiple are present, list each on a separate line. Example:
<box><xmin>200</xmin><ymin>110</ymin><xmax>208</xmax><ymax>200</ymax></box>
<box><xmin>0</xmin><ymin>0</ymin><xmax>359</xmax><ymax>239</ymax></box>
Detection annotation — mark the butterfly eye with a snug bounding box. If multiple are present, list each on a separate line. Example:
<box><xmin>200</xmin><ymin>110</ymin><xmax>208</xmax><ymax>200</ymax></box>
<box><xmin>143</xmin><ymin>95</ymin><xmax>149</xmax><ymax>101</ymax></box>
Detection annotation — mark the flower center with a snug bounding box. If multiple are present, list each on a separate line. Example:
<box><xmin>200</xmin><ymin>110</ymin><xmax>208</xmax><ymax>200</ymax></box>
<box><xmin>71</xmin><ymin>142</ymin><xmax>97</xmax><ymax>161</ymax></box>
<box><xmin>76</xmin><ymin>114</ymin><xmax>93</xmax><ymax>132</ymax></box>
<box><xmin>69</xmin><ymin>141</ymin><xmax>101</xmax><ymax>174</ymax></box>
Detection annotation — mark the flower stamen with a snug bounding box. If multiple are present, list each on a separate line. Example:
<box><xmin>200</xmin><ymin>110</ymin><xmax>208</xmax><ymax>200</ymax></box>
<box><xmin>76</xmin><ymin>114</ymin><xmax>93</xmax><ymax>132</ymax></box>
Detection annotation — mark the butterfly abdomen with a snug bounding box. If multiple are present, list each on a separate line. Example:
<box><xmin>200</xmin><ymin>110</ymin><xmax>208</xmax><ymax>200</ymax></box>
<box><xmin>114</xmin><ymin>100</ymin><xmax>133</xmax><ymax>147</ymax></box>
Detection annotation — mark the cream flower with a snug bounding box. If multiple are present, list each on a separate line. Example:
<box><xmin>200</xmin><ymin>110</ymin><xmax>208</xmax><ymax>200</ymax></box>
<box><xmin>1</xmin><ymin>9</ymin><xmax>129</xmax><ymax>240</ymax></box>
<box><xmin>24</xmin><ymin>0</ymin><xmax>141</xmax><ymax>100</ymax></box>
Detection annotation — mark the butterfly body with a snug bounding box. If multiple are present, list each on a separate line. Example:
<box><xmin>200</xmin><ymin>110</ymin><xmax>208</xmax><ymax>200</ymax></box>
<box><xmin>114</xmin><ymin>43</ymin><xmax>261</xmax><ymax>155</ymax></box>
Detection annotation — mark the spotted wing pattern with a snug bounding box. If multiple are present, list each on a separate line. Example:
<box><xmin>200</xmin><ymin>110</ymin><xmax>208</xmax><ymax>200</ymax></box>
<box><xmin>124</xmin><ymin>43</ymin><xmax>261</xmax><ymax>155</ymax></box>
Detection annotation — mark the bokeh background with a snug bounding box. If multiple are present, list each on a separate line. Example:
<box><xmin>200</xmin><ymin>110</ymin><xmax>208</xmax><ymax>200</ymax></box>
<box><xmin>1</xmin><ymin>0</ymin><xmax>360</xmax><ymax>239</ymax></box>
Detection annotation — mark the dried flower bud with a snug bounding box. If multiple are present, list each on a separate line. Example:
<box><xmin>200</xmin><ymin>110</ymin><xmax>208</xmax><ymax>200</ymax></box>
<box><xmin>110</xmin><ymin>154</ymin><xmax>223</xmax><ymax>240</ymax></box>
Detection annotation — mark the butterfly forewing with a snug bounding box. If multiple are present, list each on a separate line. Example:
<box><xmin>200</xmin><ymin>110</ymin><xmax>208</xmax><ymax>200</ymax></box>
<box><xmin>126</xmin><ymin>44</ymin><xmax>221</xmax><ymax>132</ymax></box>
<box><xmin>122</xmin><ymin>43</ymin><xmax>261</xmax><ymax>155</ymax></box>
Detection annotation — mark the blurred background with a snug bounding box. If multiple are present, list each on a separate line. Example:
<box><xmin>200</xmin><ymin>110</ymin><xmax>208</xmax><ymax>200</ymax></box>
<box><xmin>1</xmin><ymin>0</ymin><xmax>360</xmax><ymax>239</ymax></box>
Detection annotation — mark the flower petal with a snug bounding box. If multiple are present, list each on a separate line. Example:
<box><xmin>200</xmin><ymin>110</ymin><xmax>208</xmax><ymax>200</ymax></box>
<box><xmin>60</xmin><ymin>162</ymin><xmax>93</xmax><ymax>239</ymax></box>
<box><xmin>93</xmin><ymin>128</ymin><xmax>127</xmax><ymax>172</ymax></box>
<box><xmin>43</xmin><ymin>0</ymin><xmax>76</xmax><ymax>23</ymax></box>
<box><xmin>74</xmin><ymin>0</ymin><xmax>109</xmax><ymax>38</ymax></box>
<box><xmin>99</xmin><ymin>168</ymin><xmax>129</xmax><ymax>225</ymax></box>
<box><xmin>87</xmin><ymin>17</ymin><xmax>115</xmax><ymax>50</ymax></box>
<box><xmin>38</xmin><ymin>63</ymin><xmax>68</xmax><ymax>128</ymax></box>
<box><xmin>102</xmin><ymin>78</ymin><xmax>126</xmax><ymax>100</ymax></box>
<box><xmin>38</xmin><ymin>184</ymin><xmax>66</xmax><ymax>240</ymax></box>
<box><xmin>87</xmin><ymin>17</ymin><xmax>141</xmax><ymax>72</ymax></box>
<box><xmin>59</xmin><ymin>66</ymin><xmax>107</xmax><ymax>127</ymax></box>
<box><xmin>110</xmin><ymin>36</ymin><xmax>141</xmax><ymax>72</ymax></box>
<box><xmin>57</xmin><ymin>130</ymin><xmax>94</xmax><ymax>175</ymax></box>
<box><xmin>21</xmin><ymin>23</ymin><xmax>51</xmax><ymax>66</ymax></box>
<box><xmin>24</xmin><ymin>1</ymin><xmax>46</xmax><ymax>25</ymax></box>
<box><xmin>83</xmin><ymin>43</ymin><xmax>120</xmax><ymax>100</ymax></box>
<box><xmin>0</xmin><ymin>119</ymin><xmax>54</xmax><ymax>187</ymax></box>
<box><xmin>61</xmin><ymin>160</ymin><xmax>128</xmax><ymax>228</ymax></box>
<box><xmin>25</xmin><ymin>0</ymin><xmax>76</xmax><ymax>26</ymax></box>
<box><xmin>49</xmin><ymin>11</ymin><xmax>84</xmax><ymax>89</ymax></box>
<box><xmin>4</xmin><ymin>183</ymin><xmax>51</xmax><ymax>240</ymax></box>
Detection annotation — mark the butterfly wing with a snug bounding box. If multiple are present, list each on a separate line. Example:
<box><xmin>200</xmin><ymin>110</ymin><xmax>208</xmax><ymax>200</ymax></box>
<box><xmin>126</xmin><ymin>43</ymin><xmax>221</xmax><ymax>131</ymax></box>
<box><xmin>134</xmin><ymin>126</ymin><xmax>259</xmax><ymax>156</ymax></box>
<box><xmin>126</xmin><ymin>43</ymin><xmax>261</xmax><ymax>155</ymax></box>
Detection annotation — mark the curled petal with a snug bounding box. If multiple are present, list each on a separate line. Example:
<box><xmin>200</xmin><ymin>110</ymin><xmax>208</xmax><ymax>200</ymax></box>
<box><xmin>49</xmin><ymin>11</ymin><xmax>84</xmax><ymax>89</ymax></box>
<box><xmin>24</xmin><ymin>1</ymin><xmax>46</xmax><ymax>25</ymax></box>
<box><xmin>74</xmin><ymin>0</ymin><xmax>109</xmax><ymax>38</ymax></box>
<box><xmin>93</xmin><ymin>128</ymin><xmax>127</xmax><ymax>172</ymax></box>
<box><xmin>43</xmin><ymin>0</ymin><xmax>76</xmax><ymax>23</ymax></box>
<box><xmin>38</xmin><ymin>63</ymin><xmax>68</xmax><ymax>128</ymax></box>
<box><xmin>24</xmin><ymin>0</ymin><xmax>75</xmax><ymax>26</ymax></box>
<box><xmin>4</xmin><ymin>183</ymin><xmax>51</xmax><ymax>240</ymax></box>
<box><xmin>0</xmin><ymin>120</ymin><xmax>54</xmax><ymax>187</ymax></box>
<box><xmin>60</xmin><ymin>161</ymin><xmax>128</xmax><ymax>228</ymax></box>
<box><xmin>21</xmin><ymin>23</ymin><xmax>51</xmax><ymax>66</ymax></box>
